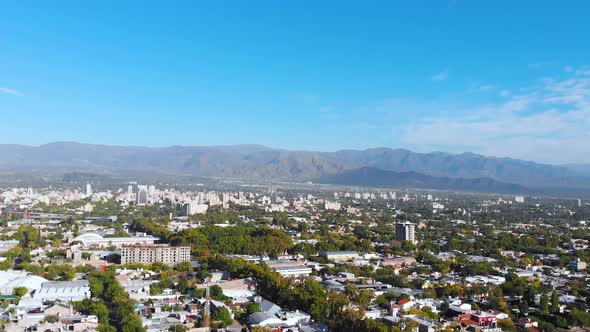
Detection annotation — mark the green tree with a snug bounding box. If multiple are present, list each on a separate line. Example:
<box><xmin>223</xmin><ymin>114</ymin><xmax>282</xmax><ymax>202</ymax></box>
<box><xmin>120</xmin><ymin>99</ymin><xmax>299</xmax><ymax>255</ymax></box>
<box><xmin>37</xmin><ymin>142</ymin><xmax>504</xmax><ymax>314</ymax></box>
<box><xmin>538</xmin><ymin>321</ymin><xmax>555</xmax><ymax>332</ymax></box>
<box><xmin>539</xmin><ymin>293</ymin><xmax>549</xmax><ymax>314</ymax></box>
<box><xmin>570</xmin><ymin>309</ymin><xmax>590</xmax><ymax>327</ymax></box>
<box><xmin>498</xmin><ymin>319</ymin><xmax>517</xmax><ymax>332</ymax></box>
<box><xmin>86</xmin><ymin>267</ymin><xmax>146</xmax><ymax>332</ymax></box>
<box><xmin>209</xmin><ymin>285</ymin><xmax>226</xmax><ymax>301</ymax></box>
<box><xmin>150</xmin><ymin>284</ymin><xmax>162</xmax><ymax>295</ymax></box>
<box><xmin>12</xmin><ymin>286</ymin><xmax>28</xmax><ymax>298</ymax></box>
<box><xmin>212</xmin><ymin>307</ymin><xmax>232</xmax><ymax>327</ymax></box>
<box><xmin>344</xmin><ymin>284</ymin><xmax>358</xmax><ymax>298</ymax></box>
<box><xmin>98</xmin><ymin>324</ymin><xmax>117</xmax><ymax>332</ymax></box>
<box><xmin>355</xmin><ymin>290</ymin><xmax>375</xmax><ymax>309</ymax></box>
<box><xmin>174</xmin><ymin>261</ymin><xmax>193</xmax><ymax>273</ymax></box>
<box><xmin>401</xmin><ymin>318</ymin><xmax>419</xmax><ymax>332</ymax></box>
<box><xmin>177</xmin><ymin>277</ymin><xmax>189</xmax><ymax>294</ymax></box>
<box><xmin>246</xmin><ymin>302</ymin><xmax>260</xmax><ymax>315</ymax></box>
<box><xmin>90</xmin><ymin>301</ymin><xmax>110</xmax><ymax>324</ymax></box>
<box><xmin>147</xmin><ymin>262</ymin><xmax>171</xmax><ymax>272</ymax></box>
<box><xmin>122</xmin><ymin>317</ymin><xmax>145</xmax><ymax>332</ymax></box>
<box><xmin>550</xmin><ymin>290</ymin><xmax>560</xmax><ymax>313</ymax></box>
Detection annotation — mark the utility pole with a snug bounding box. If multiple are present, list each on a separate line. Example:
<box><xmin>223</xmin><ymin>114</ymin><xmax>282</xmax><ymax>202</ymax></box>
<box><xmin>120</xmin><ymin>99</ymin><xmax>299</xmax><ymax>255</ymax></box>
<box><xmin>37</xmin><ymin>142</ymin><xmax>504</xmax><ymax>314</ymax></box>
<box><xmin>204</xmin><ymin>276</ymin><xmax>210</xmax><ymax>330</ymax></box>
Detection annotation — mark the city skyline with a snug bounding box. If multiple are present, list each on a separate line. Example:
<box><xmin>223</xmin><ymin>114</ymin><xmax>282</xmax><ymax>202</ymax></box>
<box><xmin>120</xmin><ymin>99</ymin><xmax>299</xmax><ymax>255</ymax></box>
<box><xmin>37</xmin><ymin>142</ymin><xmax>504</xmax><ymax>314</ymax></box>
<box><xmin>2</xmin><ymin>2</ymin><xmax>590</xmax><ymax>164</ymax></box>
<box><xmin>1</xmin><ymin>3</ymin><xmax>589</xmax><ymax>331</ymax></box>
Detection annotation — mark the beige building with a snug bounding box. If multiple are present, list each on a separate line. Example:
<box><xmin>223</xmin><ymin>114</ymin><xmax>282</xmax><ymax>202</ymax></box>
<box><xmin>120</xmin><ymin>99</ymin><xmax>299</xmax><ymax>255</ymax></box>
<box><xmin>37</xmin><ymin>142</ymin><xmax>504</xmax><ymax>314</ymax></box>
<box><xmin>120</xmin><ymin>245</ymin><xmax>191</xmax><ymax>266</ymax></box>
<box><xmin>381</xmin><ymin>256</ymin><xmax>417</xmax><ymax>267</ymax></box>
<box><xmin>319</xmin><ymin>251</ymin><xmax>359</xmax><ymax>262</ymax></box>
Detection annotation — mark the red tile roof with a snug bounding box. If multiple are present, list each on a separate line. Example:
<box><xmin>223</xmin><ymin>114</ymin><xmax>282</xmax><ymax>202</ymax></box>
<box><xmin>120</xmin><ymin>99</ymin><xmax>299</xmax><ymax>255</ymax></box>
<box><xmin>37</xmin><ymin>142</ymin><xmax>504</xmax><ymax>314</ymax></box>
<box><xmin>398</xmin><ymin>298</ymin><xmax>411</xmax><ymax>305</ymax></box>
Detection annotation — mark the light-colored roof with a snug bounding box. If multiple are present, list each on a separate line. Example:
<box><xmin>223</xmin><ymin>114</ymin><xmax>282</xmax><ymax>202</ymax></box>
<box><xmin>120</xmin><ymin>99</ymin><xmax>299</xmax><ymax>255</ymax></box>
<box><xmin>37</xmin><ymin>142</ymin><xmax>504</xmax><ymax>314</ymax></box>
<box><xmin>195</xmin><ymin>277</ymin><xmax>256</xmax><ymax>291</ymax></box>
<box><xmin>73</xmin><ymin>233</ymin><xmax>159</xmax><ymax>244</ymax></box>
<box><xmin>0</xmin><ymin>271</ymin><xmax>27</xmax><ymax>285</ymax></box>
<box><xmin>0</xmin><ymin>271</ymin><xmax>49</xmax><ymax>294</ymax></box>
<box><xmin>248</xmin><ymin>312</ymin><xmax>281</xmax><ymax>325</ymax></box>
<box><xmin>1</xmin><ymin>275</ymin><xmax>47</xmax><ymax>292</ymax></box>
<box><xmin>320</xmin><ymin>251</ymin><xmax>358</xmax><ymax>255</ymax></box>
<box><xmin>33</xmin><ymin>280</ymin><xmax>90</xmax><ymax>301</ymax></box>
<box><xmin>39</xmin><ymin>280</ymin><xmax>89</xmax><ymax>289</ymax></box>
<box><xmin>74</xmin><ymin>233</ymin><xmax>104</xmax><ymax>240</ymax></box>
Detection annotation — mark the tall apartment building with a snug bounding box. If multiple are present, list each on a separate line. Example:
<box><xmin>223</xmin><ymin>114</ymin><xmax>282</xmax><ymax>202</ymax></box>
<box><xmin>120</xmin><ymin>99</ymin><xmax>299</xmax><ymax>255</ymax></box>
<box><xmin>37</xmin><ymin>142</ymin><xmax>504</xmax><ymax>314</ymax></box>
<box><xmin>177</xmin><ymin>202</ymin><xmax>209</xmax><ymax>216</ymax></box>
<box><xmin>395</xmin><ymin>221</ymin><xmax>417</xmax><ymax>244</ymax></box>
<box><xmin>136</xmin><ymin>185</ymin><xmax>149</xmax><ymax>206</ymax></box>
<box><xmin>120</xmin><ymin>245</ymin><xmax>191</xmax><ymax>265</ymax></box>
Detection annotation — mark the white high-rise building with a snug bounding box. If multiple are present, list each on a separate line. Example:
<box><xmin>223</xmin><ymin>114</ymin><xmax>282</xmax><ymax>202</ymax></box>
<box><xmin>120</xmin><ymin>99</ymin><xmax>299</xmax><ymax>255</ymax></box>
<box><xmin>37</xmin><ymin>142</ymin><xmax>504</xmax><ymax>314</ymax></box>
<box><xmin>178</xmin><ymin>202</ymin><xmax>209</xmax><ymax>215</ymax></box>
<box><xmin>578</xmin><ymin>199</ymin><xmax>582</xmax><ymax>207</ymax></box>
<box><xmin>396</xmin><ymin>221</ymin><xmax>417</xmax><ymax>244</ymax></box>
<box><xmin>515</xmin><ymin>195</ymin><xmax>525</xmax><ymax>203</ymax></box>
<box><xmin>147</xmin><ymin>185</ymin><xmax>156</xmax><ymax>204</ymax></box>
<box><xmin>136</xmin><ymin>185</ymin><xmax>149</xmax><ymax>206</ymax></box>
<box><xmin>127</xmin><ymin>185</ymin><xmax>133</xmax><ymax>194</ymax></box>
<box><xmin>86</xmin><ymin>183</ymin><xmax>92</xmax><ymax>197</ymax></box>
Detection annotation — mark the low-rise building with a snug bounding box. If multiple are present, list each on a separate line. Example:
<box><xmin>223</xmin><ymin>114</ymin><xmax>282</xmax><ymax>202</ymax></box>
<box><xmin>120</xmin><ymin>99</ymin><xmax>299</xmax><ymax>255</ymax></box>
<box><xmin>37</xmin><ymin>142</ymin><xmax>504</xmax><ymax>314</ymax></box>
<box><xmin>569</xmin><ymin>258</ymin><xmax>587</xmax><ymax>271</ymax></box>
<box><xmin>32</xmin><ymin>281</ymin><xmax>91</xmax><ymax>302</ymax></box>
<box><xmin>72</xmin><ymin>233</ymin><xmax>159</xmax><ymax>249</ymax></box>
<box><xmin>318</xmin><ymin>251</ymin><xmax>359</xmax><ymax>262</ymax></box>
<box><xmin>265</xmin><ymin>260</ymin><xmax>314</xmax><ymax>278</ymax></box>
<box><xmin>381</xmin><ymin>256</ymin><xmax>417</xmax><ymax>267</ymax></box>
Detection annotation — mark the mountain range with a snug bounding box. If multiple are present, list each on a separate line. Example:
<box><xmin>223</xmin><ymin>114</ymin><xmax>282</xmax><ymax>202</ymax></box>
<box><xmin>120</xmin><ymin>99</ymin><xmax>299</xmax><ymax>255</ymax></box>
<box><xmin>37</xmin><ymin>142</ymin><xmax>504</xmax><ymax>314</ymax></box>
<box><xmin>316</xmin><ymin>167</ymin><xmax>527</xmax><ymax>193</ymax></box>
<box><xmin>0</xmin><ymin>142</ymin><xmax>589</xmax><ymax>195</ymax></box>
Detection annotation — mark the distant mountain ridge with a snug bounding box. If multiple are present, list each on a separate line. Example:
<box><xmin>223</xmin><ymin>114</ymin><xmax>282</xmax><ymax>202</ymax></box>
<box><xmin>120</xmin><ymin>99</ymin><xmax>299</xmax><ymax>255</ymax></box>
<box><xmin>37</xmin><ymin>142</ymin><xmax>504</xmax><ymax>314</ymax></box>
<box><xmin>315</xmin><ymin>167</ymin><xmax>527</xmax><ymax>193</ymax></box>
<box><xmin>0</xmin><ymin>142</ymin><xmax>589</xmax><ymax>194</ymax></box>
<box><xmin>563</xmin><ymin>164</ymin><xmax>590</xmax><ymax>177</ymax></box>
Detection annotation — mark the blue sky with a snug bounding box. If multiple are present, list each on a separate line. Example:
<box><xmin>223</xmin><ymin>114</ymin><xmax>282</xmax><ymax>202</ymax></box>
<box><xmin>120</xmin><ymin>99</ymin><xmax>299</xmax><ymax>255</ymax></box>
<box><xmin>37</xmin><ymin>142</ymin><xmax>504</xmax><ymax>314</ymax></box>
<box><xmin>1</xmin><ymin>1</ymin><xmax>590</xmax><ymax>164</ymax></box>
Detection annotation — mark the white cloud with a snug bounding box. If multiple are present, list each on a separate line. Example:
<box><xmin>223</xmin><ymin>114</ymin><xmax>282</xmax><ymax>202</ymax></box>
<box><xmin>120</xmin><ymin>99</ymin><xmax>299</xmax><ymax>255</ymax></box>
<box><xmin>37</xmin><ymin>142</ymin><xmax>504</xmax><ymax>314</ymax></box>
<box><xmin>401</xmin><ymin>68</ymin><xmax>590</xmax><ymax>164</ymax></box>
<box><xmin>0</xmin><ymin>87</ymin><xmax>23</xmax><ymax>96</ymax></box>
<box><xmin>432</xmin><ymin>70</ymin><xmax>449</xmax><ymax>81</ymax></box>
<box><xmin>500</xmin><ymin>90</ymin><xmax>510</xmax><ymax>97</ymax></box>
